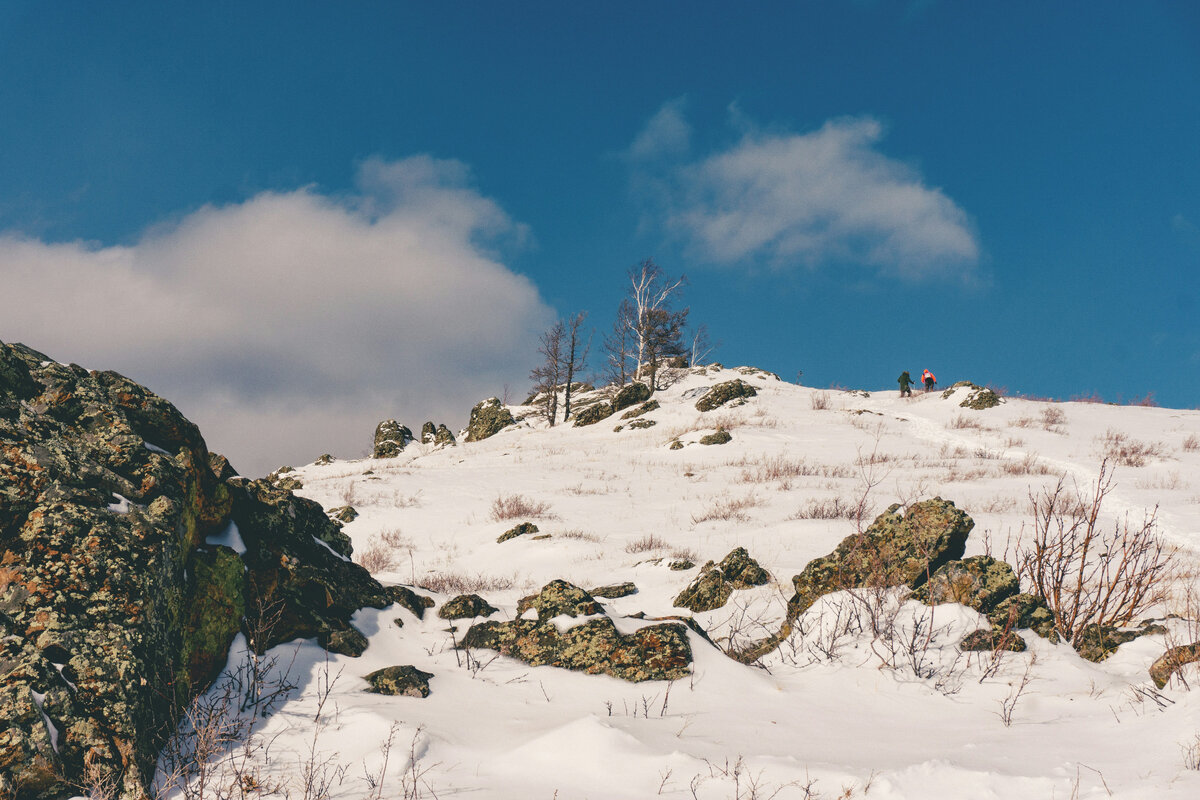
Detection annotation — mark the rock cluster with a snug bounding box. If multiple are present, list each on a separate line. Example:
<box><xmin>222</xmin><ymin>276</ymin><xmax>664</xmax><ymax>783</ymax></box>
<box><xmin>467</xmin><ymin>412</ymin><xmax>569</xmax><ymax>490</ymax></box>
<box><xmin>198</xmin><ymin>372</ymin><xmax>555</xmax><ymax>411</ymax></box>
<box><xmin>674</xmin><ymin>548</ymin><xmax>770</xmax><ymax>612</ymax></box>
<box><xmin>461</xmin><ymin>580</ymin><xmax>692</xmax><ymax>682</ymax></box>
<box><xmin>695</xmin><ymin>379</ymin><xmax>757</xmax><ymax>412</ymax></box>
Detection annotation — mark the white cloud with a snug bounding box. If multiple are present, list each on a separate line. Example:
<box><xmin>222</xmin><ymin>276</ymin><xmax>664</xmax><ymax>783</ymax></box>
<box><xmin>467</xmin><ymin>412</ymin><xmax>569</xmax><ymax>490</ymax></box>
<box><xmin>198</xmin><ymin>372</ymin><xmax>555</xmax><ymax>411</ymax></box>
<box><xmin>0</xmin><ymin>156</ymin><xmax>554</xmax><ymax>475</ymax></box>
<box><xmin>634</xmin><ymin>108</ymin><xmax>979</xmax><ymax>279</ymax></box>
<box><xmin>627</xmin><ymin>98</ymin><xmax>692</xmax><ymax>161</ymax></box>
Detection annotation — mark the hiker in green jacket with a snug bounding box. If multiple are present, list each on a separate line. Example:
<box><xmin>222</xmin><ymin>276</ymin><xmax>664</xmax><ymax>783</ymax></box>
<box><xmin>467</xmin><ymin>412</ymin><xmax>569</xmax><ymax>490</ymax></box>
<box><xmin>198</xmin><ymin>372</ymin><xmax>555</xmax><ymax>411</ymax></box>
<box><xmin>898</xmin><ymin>371</ymin><xmax>916</xmax><ymax>397</ymax></box>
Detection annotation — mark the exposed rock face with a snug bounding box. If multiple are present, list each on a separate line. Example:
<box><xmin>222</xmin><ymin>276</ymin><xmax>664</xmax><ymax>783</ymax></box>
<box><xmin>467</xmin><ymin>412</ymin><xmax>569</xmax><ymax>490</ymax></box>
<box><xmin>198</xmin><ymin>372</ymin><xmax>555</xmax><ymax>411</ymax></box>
<box><xmin>462</xmin><ymin>580</ymin><xmax>692</xmax><ymax>682</ymax></box>
<box><xmin>572</xmin><ymin>401</ymin><xmax>613</xmax><ymax>427</ymax></box>
<box><xmin>465</xmin><ymin>398</ymin><xmax>515</xmax><ymax>442</ymax></box>
<box><xmin>621</xmin><ymin>400</ymin><xmax>659</xmax><ymax>419</ymax></box>
<box><xmin>695</xmin><ymin>379</ymin><xmax>757</xmax><ymax>412</ymax></box>
<box><xmin>942</xmin><ymin>381</ymin><xmax>1002</xmax><ymax>410</ymax></box>
<box><xmin>699</xmin><ymin>428</ymin><xmax>732</xmax><ymax>446</ymax></box>
<box><xmin>434</xmin><ymin>423</ymin><xmax>456</xmax><ymax>446</ymax></box>
<box><xmin>364</xmin><ymin>665</ymin><xmax>433</xmax><ymax>698</ymax></box>
<box><xmin>0</xmin><ymin>341</ymin><xmax>402</xmax><ymax>800</ymax></box>
<box><xmin>373</xmin><ymin>419</ymin><xmax>414</xmax><ymax>458</ymax></box>
<box><xmin>589</xmin><ymin>582</ymin><xmax>638</xmax><ymax>599</ymax></box>
<box><xmin>734</xmin><ymin>499</ymin><xmax>972</xmax><ymax>663</ymax></box>
<box><xmin>1149</xmin><ymin>641</ymin><xmax>1200</xmax><ymax>689</ymax></box>
<box><xmin>437</xmin><ymin>594</ymin><xmax>499</xmax><ymax>620</ymax></box>
<box><xmin>497</xmin><ymin>521</ymin><xmax>539</xmax><ymax>543</ymax></box>
<box><xmin>611</xmin><ymin>382</ymin><xmax>651</xmax><ymax>412</ymax></box>
<box><xmin>674</xmin><ymin>548</ymin><xmax>770</xmax><ymax>612</ymax></box>
<box><xmin>914</xmin><ymin>556</ymin><xmax>1019</xmax><ymax>614</ymax></box>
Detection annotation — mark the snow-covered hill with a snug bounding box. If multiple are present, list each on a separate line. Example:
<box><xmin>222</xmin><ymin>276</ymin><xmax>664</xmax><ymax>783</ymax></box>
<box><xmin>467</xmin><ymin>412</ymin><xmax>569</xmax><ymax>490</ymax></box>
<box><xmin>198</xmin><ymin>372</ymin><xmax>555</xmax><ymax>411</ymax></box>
<box><xmin>229</xmin><ymin>367</ymin><xmax>1200</xmax><ymax>799</ymax></box>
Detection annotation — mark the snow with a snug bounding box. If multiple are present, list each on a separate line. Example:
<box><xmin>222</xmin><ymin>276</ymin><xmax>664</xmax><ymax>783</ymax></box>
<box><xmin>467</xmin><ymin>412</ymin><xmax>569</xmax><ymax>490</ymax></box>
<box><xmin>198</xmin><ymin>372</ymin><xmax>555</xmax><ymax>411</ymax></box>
<box><xmin>144</xmin><ymin>441</ymin><xmax>172</xmax><ymax>456</ymax></box>
<box><xmin>168</xmin><ymin>368</ymin><xmax>1200</xmax><ymax>798</ymax></box>
<box><xmin>204</xmin><ymin>520</ymin><xmax>246</xmax><ymax>555</ymax></box>
<box><xmin>107</xmin><ymin>493</ymin><xmax>132</xmax><ymax>514</ymax></box>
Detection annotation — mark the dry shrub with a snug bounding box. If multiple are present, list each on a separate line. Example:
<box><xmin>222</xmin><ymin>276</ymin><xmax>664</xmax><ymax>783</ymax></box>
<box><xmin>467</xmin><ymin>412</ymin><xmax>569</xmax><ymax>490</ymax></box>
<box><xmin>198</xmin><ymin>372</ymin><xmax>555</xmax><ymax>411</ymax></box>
<box><xmin>670</xmin><ymin>547</ymin><xmax>699</xmax><ymax>562</ymax></box>
<box><xmin>419</xmin><ymin>571</ymin><xmax>517</xmax><ymax>594</ymax></box>
<box><xmin>489</xmin><ymin>493</ymin><xmax>553</xmax><ymax>521</ymax></box>
<box><xmin>625</xmin><ymin>533</ymin><xmax>670</xmax><ymax>553</ymax></box>
<box><xmin>559</xmin><ymin>528</ymin><xmax>602</xmax><ymax>542</ymax></box>
<box><xmin>734</xmin><ymin>454</ymin><xmax>845</xmax><ymax>483</ymax></box>
<box><xmin>1016</xmin><ymin>459</ymin><xmax>1175</xmax><ymax>645</ymax></box>
<box><xmin>691</xmin><ymin>493</ymin><xmax>762</xmax><ymax>524</ymax></box>
<box><xmin>1001</xmin><ymin>453</ymin><xmax>1050</xmax><ymax>476</ymax></box>
<box><xmin>1071</xmin><ymin>392</ymin><xmax>1105</xmax><ymax>404</ymax></box>
<box><xmin>1098</xmin><ymin>429</ymin><xmax>1167</xmax><ymax>467</ymax></box>
<box><xmin>950</xmin><ymin>415</ymin><xmax>983</xmax><ymax>430</ymax></box>
<box><xmin>975</xmin><ymin>494</ymin><xmax>1018</xmax><ymax>514</ymax></box>
<box><xmin>1003</xmin><ymin>436</ymin><xmax>1025</xmax><ymax>448</ymax></box>
<box><xmin>1135</xmin><ymin>472</ymin><xmax>1188</xmax><ymax>492</ymax></box>
<box><xmin>811</xmin><ymin>391</ymin><xmax>831</xmax><ymax>411</ymax></box>
<box><xmin>1183</xmin><ymin>434</ymin><xmax>1200</xmax><ymax>453</ymax></box>
<box><xmin>789</xmin><ymin>496</ymin><xmax>856</xmax><ymax>520</ymax></box>
<box><xmin>378</xmin><ymin>527</ymin><xmax>411</xmax><ymax>549</ymax></box>
<box><xmin>1040</xmin><ymin>407</ymin><xmax>1067</xmax><ymax>430</ymax></box>
<box><xmin>356</xmin><ymin>538</ymin><xmax>397</xmax><ymax>573</ymax></box>
<box><xmin>942</xmin><ymin>465</ymin><xmax>993</xmax><ymax>483</ymax></box>
<box><xmin>1010</xmin><ymin>416</ymin><xmax>1036</xmax><ymax>429</ymax></box>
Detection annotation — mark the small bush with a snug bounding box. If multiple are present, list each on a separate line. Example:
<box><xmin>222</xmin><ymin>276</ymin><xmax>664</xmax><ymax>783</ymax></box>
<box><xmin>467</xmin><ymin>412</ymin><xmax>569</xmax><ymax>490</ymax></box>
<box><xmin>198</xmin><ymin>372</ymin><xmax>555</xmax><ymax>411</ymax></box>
<box><xmin>1183</xmin><ymin>434</ymin><xmax>1199</xmax><ymax>453</ymax></box>
<box><xmin>625</xmin><ymin>533</ymin><xmax>670</xmax><ymax>553</ymax></box>
<box><xmin>789</xmin><ymin>496</ymin><xmax>856</xmax><ymax>520</ymax></box>
<box><xmin>811</xmin><ymin>391</ymin><xmax>831</xmax><ymax>411</ymax></box>
<box><xmin>489</xmin><ymin>493</ymin><xmax>553</xmax><ymax>521</ymax></box>
<box><xmin>1001</xmin><ymin>453</ymin><xmax>1050</xmax><ymax>476</ymax></box>
<box><xmin>691</xmin><ymin>493</ymin><xmax>762</xmax><ymax>524</ymax></box>
<box><xmin>950</xmin><ymin>415</ymin><xmax>982</xmax><ymax>430</ymax></box>
<box><xmin>356</xmin><ymin>538</ymin><xmax>397</xmax><ymax>573</ymax></box>
<box><xmin>1040</xmin><ymin>407</ymin><xmax>1067</xmax><ymax>430</ymax></box>
<box><xmin>559</xmin><ymin>528</ymin><xmax>602</xmax><ymax>542</ymax></box>
<box><xmin>1098</xmin><ymin>429</ymin><xmax>1166</xmax><ymax>467</ymax></box>
<box><xmin>420</xmin><ymin>571</ymin><xmax>518</xmax><ymax>594</ymax></box>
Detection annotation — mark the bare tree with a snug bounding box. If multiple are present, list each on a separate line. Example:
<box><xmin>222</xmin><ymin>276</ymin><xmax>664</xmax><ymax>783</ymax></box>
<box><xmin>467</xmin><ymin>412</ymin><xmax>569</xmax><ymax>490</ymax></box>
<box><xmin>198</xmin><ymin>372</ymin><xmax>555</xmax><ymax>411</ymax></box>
<box><xmin>687</xmin><ymin>322</ymin><xmax>717</xmax><ymax>367</ymax></box>
<box><xmin>529</xmin><ymin>320</ymin><xmax>565</xmax><ymax>425</ymax></box>
<box><xmin>641</xmin><ymin>305</ymin><xmax>688</xmax><ymax>392</ymax></box>
<box><xmin>561</xmin><ymin>311</ymin><xmax>590</xmax><ymax>421</ymax></box>
<box><xmin>626</xmin><ymin>258</ymin><xmax>686</xmax><ymax>371</ymax></box>
<box><xmin>603</xmin><ymin>298</ymin><xmax>636</xmax><ymax>387</ymax></box>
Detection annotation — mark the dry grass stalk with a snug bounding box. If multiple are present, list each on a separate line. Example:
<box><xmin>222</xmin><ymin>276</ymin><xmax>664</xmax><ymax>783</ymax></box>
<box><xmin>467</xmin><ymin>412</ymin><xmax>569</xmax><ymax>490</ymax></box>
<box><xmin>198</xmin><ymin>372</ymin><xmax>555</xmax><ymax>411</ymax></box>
<box><xmin>419</xmin><ymin>571</ymin><xmax>518</xmax><ymax>594</ymax></box>
<box><xmin>1183</xmin><ymin>434</ymin><xmax>1200</xmax><ymax>453</ymax></box>
<box><xmin>691</xmin><ymin>493</ymin><xmax>763</xmax><ymax>524</ymax></box>
<box><xmin>789</xmin><ymin>496</ymin><xmax>856</xmax><ymax>520</ymax></box>
<box><xmin>625</xmin><ymin>533</ymin><xmax>670</xmax><ymax>553</ymax></box>
<box><xmin>1098</xmin><ymin>429</ymin><xmax>1167</xmax><ymax>467</ymax></box>
<box><xmin>1016</xmin><ymin>459</ymin><xmax>1175</xmax><ymax>645</ymax></box>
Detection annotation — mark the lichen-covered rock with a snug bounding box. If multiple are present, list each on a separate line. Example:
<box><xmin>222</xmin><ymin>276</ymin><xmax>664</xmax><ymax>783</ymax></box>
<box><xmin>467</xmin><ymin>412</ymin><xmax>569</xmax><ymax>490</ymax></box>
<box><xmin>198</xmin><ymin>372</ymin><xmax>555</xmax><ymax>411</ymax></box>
<box><xmin>420</xmin><ymin>421</ymin><xmax>437</xmax><ymax>443</ymax></box>
<box><xmin>621</xmin><ymin>400</ymin><xmax>660</xmax><ymax>419</ymax></box>
<box><xmin>986</xmin><ymin>593</ymin><xmax>1056</xmax><ymax>640</ymax></box>
<box><xmin>573</xmin><ymin>401</ymin><xmax>614</xmax><ymax>427</ymax></box>
<box><xmin>612</xmin><ymin>382</ymin><xmax>652</xmax><ymax>412</ymax></box>
<box><xmin>699</xmin><ymin>427</ymin><xmax>732</xmax><ymax>446</ymax></box>
<box><xmin>1073</xmin><ymin>621</ymin><xmax>1166</xmax><ymax>663</ymax></box>
<box><xmin>365</xmin><ymin>665</ymin><xmax>434</xmax><ymax>697</ymax></box>
<box><xmin>627</xmin><ymin>419</ymin><xmax>656</xmax><ymax>430</ymax></box>
<box><xmin>498</xmin><ymin>521</ymin><xmax>539</xmax><ymax>543</ymax></box>
<box><xmin>0</xmin><ymin>340</ymin><xmax>406</xmax><ymax>800</ymax></box>
<box><xmin>673</xmin><ymin>548</ymin><xmax>771</xmax><ymax>612</ymax></box>
<box><xmin>669</xmin><ymin>559</ymin><xmax>695</xmax><ymax>571</ymax></box>
<box><xmin>590</xmin><ymin>582</ymin><xmax>638</xmax><ymax>599</ymax></box>
<box><xmin>914</xmin><ymin>556</ymin><xmax>1019</xmax><ymax>614</ymax></box>
<box><xmin>434</xmin><ymin>423</ymin><xmax>457</xmax><ymax>446</ymax></box>
<box><xmin>320</xmin><ymin>627</ymin><xmax>369</xmax><ymax>657</ymax></box>
<box><xmin>517</xmin><ymin>580</ymin><xmax>602</xmax><ymax>621</ymax></box>
<box><xmin>388</xmin><ymin>586</ymin><xmax>435</xmax><ymax>620</ymax></box>
<box><xmin>1149</xmin><ymin>641</ymin><xmax>1200</xmax><ymax>689</ymax></box>
<box><xmin>373</xmin><ymin>419</ymin><xmax>414</xmax><ymax>458</ymax></box>
<box><xmin>328</xmin><ymin>505</ymin><xmax>359</xmax><ymax>523</ymax></box>
<box><xmin>465</xmin><ymin>398</ymin><xmax>515</xmax><ymax>442</ymax></box>
<box><xmin>462</xmin><ymin>581</ymin><xmax>691</xmax><ymax>682</ymax></box>
<box><xmin>266</xmin><ymin>465</ymin><xmax>303</xmax><ymax>490</ymax></box>
<box><xmin>942</xmin><ymin>381</ymin><xmax>1002</xmax><ymax>410</ymax></box>
<box><xmin>669</xmin><ymin>440</ymin><xmax>684</xmax><ymax>451</ymax></box>
<box><xmin>437</xmin><ymin>594</ymin><xmax>498</xmax><ymax>620</ymax></box>
<box><xmin>695</xmin><ymin>379</ymin><xmax>757</xmax><ymax>412</ymax></box>
<box><xmin>959</xmin><ymin>629</ymin><xmax>1027</xmax><ymax>652</ymax></box>
<box><xmin>734</xmin><ymin>499</ymin><xmax>972</xmax><ymax>663</ymax></box>
<box><xmin>314</xmin><ymin>453</ymin><xmax>334</xmax><ymax>465</ymax></box>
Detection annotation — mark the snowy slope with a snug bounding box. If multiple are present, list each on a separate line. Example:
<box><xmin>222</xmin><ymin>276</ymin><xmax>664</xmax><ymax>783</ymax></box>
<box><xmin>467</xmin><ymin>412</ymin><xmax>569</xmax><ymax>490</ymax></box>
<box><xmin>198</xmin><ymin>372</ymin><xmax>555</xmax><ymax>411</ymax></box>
<box><xmin>196</xmin><ymin>368</ymin><xmax>1200</xmax><ymax>799</ymax></box>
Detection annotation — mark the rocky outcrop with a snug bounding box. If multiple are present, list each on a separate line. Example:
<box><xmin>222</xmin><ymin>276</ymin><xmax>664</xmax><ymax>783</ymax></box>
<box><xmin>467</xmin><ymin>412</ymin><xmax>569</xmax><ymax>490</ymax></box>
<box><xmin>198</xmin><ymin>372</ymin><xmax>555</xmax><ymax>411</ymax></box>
<box><xmin>462</xmin><ymin>580</ymin><xmax>692</xmax><ymax>682</ymax></box>
<box><xmin>734</xmin><ymin>499</ymin><xmax>972</xmax><ymax>663</ymax></box>
<box><xmin>373</xmin><ymin>419</ymin><xmax>414</xmax><ymax>458</ymax></box>
<box><xmin>942</xmin><ymin>381</ymin><xmax>1002</xmax><ymax>410</ymax></box>
<box><xmin>695</xmin><ymin>379</ymin><xmax>757</xmax><ymax>412</ymax></box>
<box><xmin>914</xmin><ymin>556</ymin><xmax>1019</xmax><ymax>614</ymax></box>
<box><xmin>611</xmin><ymin>382</ymin><xmax>651</xmax><ymax>412</ymax></box>
<box><xmin>497</xmin><ymin>521</ymin><xmax>539</xmax><ymax>543</ymax></box>
<box><xmin>621</xmin><ymin>400</ymin><xmax>659</xmax><ymax>419</ymax></box>
<box><xmin>465</xmin><ymin>398</ymin><xmax>515</xmax><ymax>442</ymax></box>
<box><xmin>1149</xmin><ymin>641</ymin><xmax>1200</xmax><ymax>689</ymax></box>
<box><xmin>572</xmin><ymin>401</ymin><xmax>613</xmax><ymax>427</ymax></box>
<box><xmin>674</xmin><ymin>548</ymin><xmax>771</xmax><ymax>612</ymax></box>
<box><xmin>437</xmin><ymin>594</ymin><xmax>498</xmax><ymax>620</ymax></box>
<box><xmin>419</xmin><ymin>422</ymin><xmax>456</xmax><ymax>447</ymax></box>
<box><xmin>364</xmin><ymin>665</ymin><xmax>433</xmax><ymax>698</ymax></box>
<box><xmin>589</xmin><ymin>582</ymin><xmax>638</xmax><ymax>599</ymax></box>
<box><xmin>0</xmin><ymin>340</ymin><xmax>405</xmax><ymax>800</ymax></box>
<box><xmin>699</xmin><ymin>427</ymin><xmax>732</xmax><ymax>446</ymax></box>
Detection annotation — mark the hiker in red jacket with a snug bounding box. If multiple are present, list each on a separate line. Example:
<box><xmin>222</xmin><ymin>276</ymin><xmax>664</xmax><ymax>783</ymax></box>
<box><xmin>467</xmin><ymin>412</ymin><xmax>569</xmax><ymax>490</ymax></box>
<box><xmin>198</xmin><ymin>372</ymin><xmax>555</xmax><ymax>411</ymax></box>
<box><xmin>922</xmin><ymin>369</ymin><xmax>937</xmax><ymax>393</ymax></box>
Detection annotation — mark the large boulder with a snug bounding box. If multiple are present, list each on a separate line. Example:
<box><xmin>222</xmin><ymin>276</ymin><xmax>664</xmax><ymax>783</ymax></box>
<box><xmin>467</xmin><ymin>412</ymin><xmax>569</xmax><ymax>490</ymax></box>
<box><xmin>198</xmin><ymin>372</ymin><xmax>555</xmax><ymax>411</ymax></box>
<box><xmin>437</xmin><ymin>594</ymin><xmax>498</xmax><ymax>620</ymax></box>
<box><xmin>572</xmin><ymin>401</ymin><xmax>613</xmax><ymax>427</ymax></box>
<box><xmin>611</xmin><ymin>382</ymin><xmax>651</xmax><ymax>412</ymax></box>
<box><xmin>1150</xmin><ymin>641</ymin><xmax>1200</xmax><ymax>689</ymax></box>
<box><xmin>373</xmin><ymin>419</ymin><xmax>414</xmax><ymax>458</ymax></box>
<box><xmin>364</xmin><ymin>665</ymin><xmax>434</xmax><ymax>698</ymax></box>
<box><xmin>462</xmin><ymin>580</ymin><xmax>692</xmax><ymax>682</ymax></box>
<box><xmin>674</xmin><ymin>548</ymin><xmax>771</xmax><ymax>612</ymax></box>
<box><xmin>913</xmin><ymin>556</ymin><xmax>1019</xmax><ymax>614</ymax></box>
<box><xmin>0</xmin><ymin>340</ymin><xmax>403</xmax><ymax>800</ymax></box>
<box><xmin>465</xmin><ymin>398</ymin><xmax>515</xmax><ymax>442</ymax></box>
<box><xmin>695</xmin><ymin>379</ymin><xmax>757</xmax><ymax>412</ymax></box>
<box><xmin>734</xmin><ymin>499</ymin><xmax>972</xmax><ymax>663</ymax></box>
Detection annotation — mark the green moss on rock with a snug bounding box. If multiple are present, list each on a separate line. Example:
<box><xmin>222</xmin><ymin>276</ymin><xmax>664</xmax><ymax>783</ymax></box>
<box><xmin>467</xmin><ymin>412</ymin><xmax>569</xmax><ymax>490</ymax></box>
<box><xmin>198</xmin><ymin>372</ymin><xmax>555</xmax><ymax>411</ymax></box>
<box><xmin>365</xmin><ymin>665</ymin><xmax>434</xmax><ymax>697</ymax></box>
<box><xmin>699</xmin><ymin>427</ymin><xmax>732</xmax><ymax>446</ymax></box>
<box><xmin>959</xmin><ymin>629</ymin><xmax>1026</xmax><ymax>652</ymax></box>
<box><xmin>573</xmin><ymin>401</ymin><xmax>614</xmax><ymax>427</ymax></box>
<box><xmin>612</xmin><ymin>382</ymin><xmax>652</xmax><ymax>412</ymax></box>
<box><xmin>498</xmin><ymin>521</ymin><xmax>539</xmax><ymax>543</ymax></box>
<box><xmin>373</xmin><ymin>419</ymin><xmax>414</xmax><ymax>458</ymax></box>
<box><xmin>438</xmin><ymin>594</ymin><xmax>498</xmax><ymax>620</ymax></box>
<box><xmin>621</xmin><ymin>400</ymin><xmax>660</xmax><ymax>419</ymax></box>
<box><xmin>914</xmin><ymin>556</ymin><xmax>1019</xmax><ymax>614</ymax></box>
<box><xmin>465</xmin><ymin>398</ymin><xmax>515</xmax><ymax>442</ymax></box>
<box><xmin>695</xmin><ymin>379</ymin><xmax>757</xmax><ymax>412</ymax></box>
<box><xmin>673</xmin><ymin>547</ymin><xmax>770</xmax><ymax>612</ymax></box>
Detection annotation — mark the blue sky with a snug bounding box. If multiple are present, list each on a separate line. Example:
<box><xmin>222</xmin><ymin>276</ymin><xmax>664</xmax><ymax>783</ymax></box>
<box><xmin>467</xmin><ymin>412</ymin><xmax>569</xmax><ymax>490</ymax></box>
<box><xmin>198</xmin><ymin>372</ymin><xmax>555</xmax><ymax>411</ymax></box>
<box><xmin>1</xmin><ymin>2</ymin><xmax>1198</xmax><ymax>472</ymax></box>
